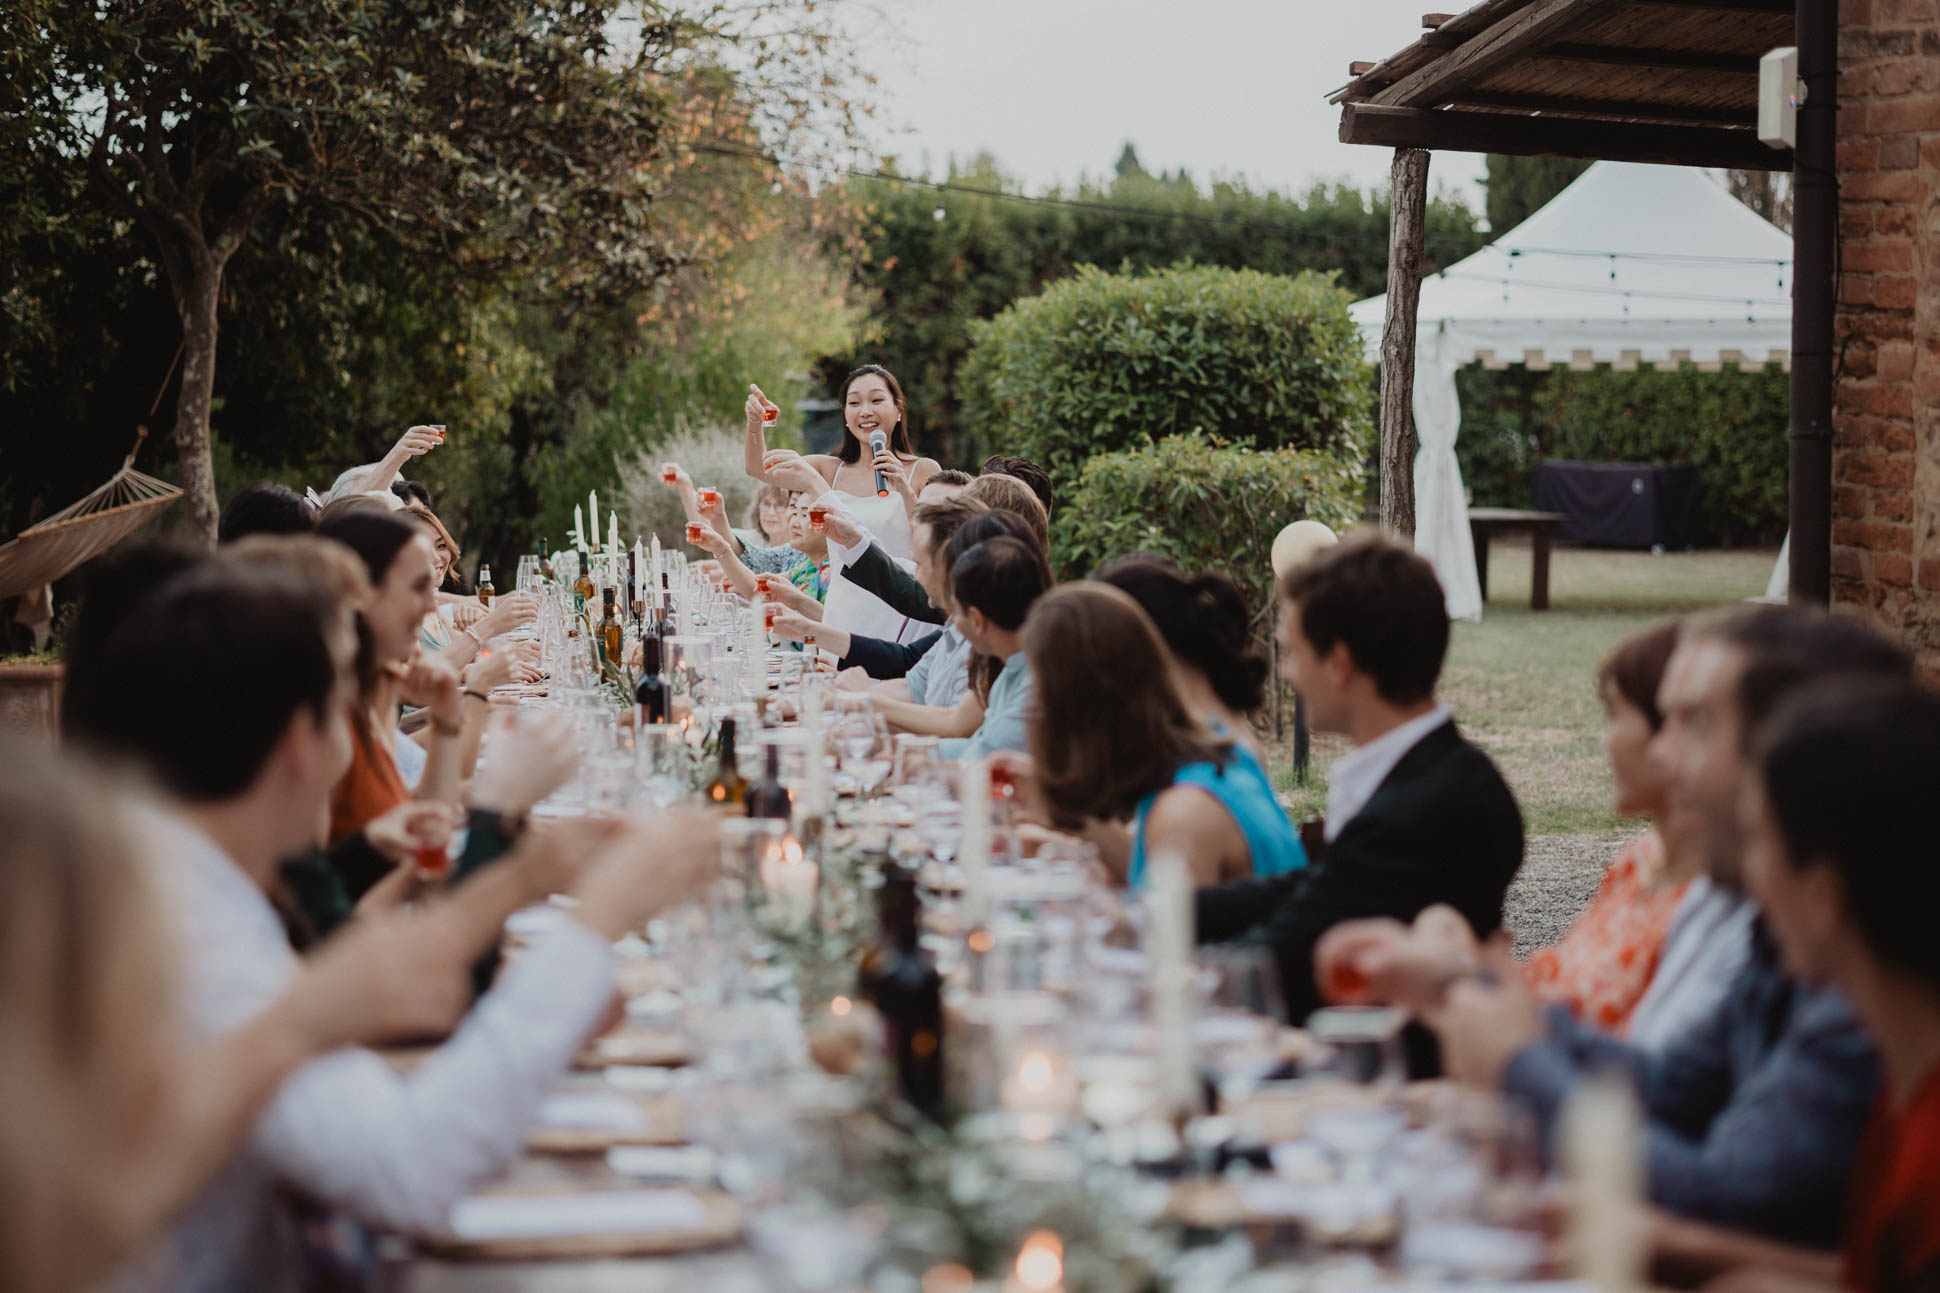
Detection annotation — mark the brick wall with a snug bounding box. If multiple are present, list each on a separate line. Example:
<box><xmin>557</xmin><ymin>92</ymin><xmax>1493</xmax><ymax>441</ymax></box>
<box><xmin>1831</xmin><ymin>0</ymin><xmax>1940</xmax><ymax>662</ymax></box>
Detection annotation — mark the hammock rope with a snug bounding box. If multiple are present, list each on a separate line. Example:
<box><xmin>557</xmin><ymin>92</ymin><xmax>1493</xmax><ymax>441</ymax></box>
<box><xmin>0</xmin><ymin>347</ymin><xmax>187</xmax><ymax>601</ymax></box>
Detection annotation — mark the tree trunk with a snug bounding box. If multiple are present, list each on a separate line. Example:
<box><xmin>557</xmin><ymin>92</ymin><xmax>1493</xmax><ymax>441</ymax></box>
<box><xmin>173</xmin><ymin>255</ymin><xmax>223</xmax><ymax>546</ymax></box>
<box><xmin>1379</xmin><ymin>147</ymin><xmax>1430</xmax><ymax>542</ymax></box>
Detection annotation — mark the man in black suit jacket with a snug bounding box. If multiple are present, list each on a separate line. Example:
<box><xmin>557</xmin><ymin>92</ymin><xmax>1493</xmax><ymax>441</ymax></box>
<box><xmin>1195</xmin><ymin>535</ymin><xmax>1523</xmax><ymax>1025</ymax></box>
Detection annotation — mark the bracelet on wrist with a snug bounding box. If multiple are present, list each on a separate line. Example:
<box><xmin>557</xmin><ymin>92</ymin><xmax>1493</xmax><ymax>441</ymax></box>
<box><xmin>463</xmin><ymin>688</ymin><xmax>490</xmax><ymax>704</ymax></box>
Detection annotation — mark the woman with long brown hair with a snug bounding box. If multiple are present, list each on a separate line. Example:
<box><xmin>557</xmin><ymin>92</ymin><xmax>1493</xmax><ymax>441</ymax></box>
<box><xmin>1013</xmin><ymin>583</ymin><xmax>1307</xmax><ymax>888</ymax></box>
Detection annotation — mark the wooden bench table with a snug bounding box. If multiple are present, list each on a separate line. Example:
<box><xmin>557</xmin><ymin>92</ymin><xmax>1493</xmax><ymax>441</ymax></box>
<box><xmin>1468</xmin><ymin>508</ymin><xmax>1567</xmax><ymax>611</ymax></box>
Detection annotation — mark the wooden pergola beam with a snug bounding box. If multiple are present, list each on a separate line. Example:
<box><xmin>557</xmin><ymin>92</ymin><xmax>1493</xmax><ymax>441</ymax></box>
<box><xmin>1451</xmin><ymin>90</ymin><xmax>1757</xmax><ymax>125</ymax></box>
<box><xmin>1537</xmin><ymin>41</ymin><xmax>1763</xmax><ymax>73</ymax></box>
<box><xmin>1370</xmin><ymin>0</ymin><xmax>1621</xmax><ymax>108</ymax></box>
<box><xmin>1339</xmin><ymin>102</ymin><xmax>1792</xmax><ymax>169</ymax></box>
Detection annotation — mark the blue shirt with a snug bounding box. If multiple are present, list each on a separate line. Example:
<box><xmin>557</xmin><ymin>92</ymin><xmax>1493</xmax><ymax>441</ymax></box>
<box><xmin>941</xmin><ymin>651</ymin><xmax>1032</xmax><ymax>760</ymax></box>
<box><xmin>1126</xmin><ymin>743</ymin><xmax>1308</xmax><ymax>887</ymax></box>
<box><xmin>907</xmin><ymin>625</ymin><xmax>972</xmax><ymax>708</ymax></box>
<box><xmin>1502</xmin><ymin>926</ymin><xmax>1878</xmax><ymax>1247</ymax></box>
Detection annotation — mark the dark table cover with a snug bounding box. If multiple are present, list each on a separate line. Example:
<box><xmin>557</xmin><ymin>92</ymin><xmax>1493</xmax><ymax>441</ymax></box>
<box><xmin>1531</xmin><ymin>460</ymin><xmax>1699</xmax><ymax>549</ymax></box>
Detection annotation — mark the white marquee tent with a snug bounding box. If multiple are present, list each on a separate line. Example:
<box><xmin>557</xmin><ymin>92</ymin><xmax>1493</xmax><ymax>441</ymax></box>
<box><xmin>1350</xmin><ymin>161</ymin><xmax>1794</xmax><ymax>620</ymax></box>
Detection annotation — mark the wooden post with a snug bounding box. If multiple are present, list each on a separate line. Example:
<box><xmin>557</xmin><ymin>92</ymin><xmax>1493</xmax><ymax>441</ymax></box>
<box><xmin>1380</xmin><ymin>147</ymin><xmax>1430</xmax><ymax>542</ymax></box>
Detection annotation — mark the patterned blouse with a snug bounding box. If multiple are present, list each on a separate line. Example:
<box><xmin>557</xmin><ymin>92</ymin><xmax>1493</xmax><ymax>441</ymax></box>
<box><xmin>1524</xmin><ymin>828</ymin><xmax>1688</xmax><ymax>1035</ymax></box>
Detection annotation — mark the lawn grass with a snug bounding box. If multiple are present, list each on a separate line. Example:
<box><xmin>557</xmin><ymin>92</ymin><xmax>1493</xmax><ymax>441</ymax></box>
<box><xmin>1263</xmin><ymin>544</ymin><xmax>1778</xmax><ymax>835</ymax></box>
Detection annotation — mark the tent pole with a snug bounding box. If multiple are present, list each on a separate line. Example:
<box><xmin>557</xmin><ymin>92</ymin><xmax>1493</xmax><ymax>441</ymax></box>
<box><xmin>1380</xmin><ymin>148</ymin><xmax>1430</xmax><ymax>542</ymax></box>
<box><xmin>1788</xmin><ymin>0</ymin><xmax>1835</xmax><ymax>605</ymax></box>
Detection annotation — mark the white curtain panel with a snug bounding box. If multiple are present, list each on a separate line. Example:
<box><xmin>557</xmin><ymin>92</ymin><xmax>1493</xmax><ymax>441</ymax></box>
<box><xmin>1412</xmin><ymin>326</ymin><xmax>1483</xmax><ymax>621</ymax></box>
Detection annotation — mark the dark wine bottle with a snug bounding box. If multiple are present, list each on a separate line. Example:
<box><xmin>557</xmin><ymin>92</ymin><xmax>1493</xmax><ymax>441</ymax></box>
<box><xmin>705</xmin><ymin>718</ymin><xmax>748</xmax><ymax>806</ymax></box>
<box><xmin>856</xmin><ymin>863</ymin><xmax>944</xmax><ymax>1120</ymax></box>
<box><xmin>599</xmin><ymin>586</ymin><xmax>624</xmax><ymax>668</ymax></box>
<box><xmin>634</xmin><ymin>633</ymin><xmax>670</xmax><ymax>725</ymax></box>
<box><xmin>747</xmin><ymin>743</ymin><xmax>790</xmax><ymax>820</ymax></box>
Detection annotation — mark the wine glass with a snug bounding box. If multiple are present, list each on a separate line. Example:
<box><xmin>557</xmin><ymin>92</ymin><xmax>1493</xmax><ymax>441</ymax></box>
<box><xmin>1192</xmin><ymin>944</ymin><xmax>1289</xmax><ymax>1109</ymax></box>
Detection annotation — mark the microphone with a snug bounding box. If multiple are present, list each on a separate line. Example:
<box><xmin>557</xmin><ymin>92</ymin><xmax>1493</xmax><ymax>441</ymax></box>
<box><xmin>870</xmin><ymin>431</ymin><xmax>888</xmax><ymax>497</ymax></box>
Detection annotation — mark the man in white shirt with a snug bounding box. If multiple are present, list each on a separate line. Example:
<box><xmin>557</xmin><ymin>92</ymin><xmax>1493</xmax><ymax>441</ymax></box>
<box><xmin>76</xmin><ymin>556</ymin><xmax>718</xmax><ymax>1289</ymax></box>
<box><xmin>1195</xmin><ymin>535</ymin><xmax>1524</xmax><ymax>1026</ymax></box>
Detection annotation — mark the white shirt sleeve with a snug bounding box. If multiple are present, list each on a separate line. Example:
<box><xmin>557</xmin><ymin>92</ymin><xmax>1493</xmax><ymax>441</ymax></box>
<box><xmin>250</xmin><ymin>919</ymin><xmax>616</xmax><ymax>1233</ymax></box>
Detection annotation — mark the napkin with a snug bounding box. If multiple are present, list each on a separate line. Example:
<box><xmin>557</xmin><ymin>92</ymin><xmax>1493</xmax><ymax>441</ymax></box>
<box><xmin>536</xmin><ymin>1091</ymin><xmax>651</xmax><ymax>1131</ymax></box>
<box><xmin>448</xmin><ymin>1189</ymin><xmax>708</xmax><ymax>1240</ymax></box>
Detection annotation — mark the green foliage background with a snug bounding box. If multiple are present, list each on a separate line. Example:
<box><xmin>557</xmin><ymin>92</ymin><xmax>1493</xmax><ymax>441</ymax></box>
<box><xmin>958</xmin><ymin>263</ymin><xmax>1374</xmax><ymax>485</ymax></box>
<box><xmin>1455</xmin><ymin>363</ymin><xmax>1791</xmax><ymax>545</ymax></box>
<box><xmin>1053</xmin><ymin>433</ymin><xmax>1368</xmax><ymax>643</ymax></box>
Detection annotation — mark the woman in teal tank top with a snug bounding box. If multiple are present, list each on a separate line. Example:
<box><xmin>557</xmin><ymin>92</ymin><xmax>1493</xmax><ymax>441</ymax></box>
<box><xmin>1018</xmin><ymin>583</ymin><xmax>1307</xmax><ymax>888</ymax></box>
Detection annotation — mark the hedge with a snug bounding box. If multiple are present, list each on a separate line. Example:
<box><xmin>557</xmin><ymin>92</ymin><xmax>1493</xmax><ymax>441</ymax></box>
<box><xmin>1052</xmin><ymin>433</ymin><xmax>1366</xmax><ymax>642</ymax></box>
<box><xmin>960</xmin><ymin>264</ymin><xmax>1374</xmax><ymax>485</ymax></box>
<box><xmin>1456</xmin><ymin>363</ymin><xmax>1790</xmax><ymax>546</ymax></box>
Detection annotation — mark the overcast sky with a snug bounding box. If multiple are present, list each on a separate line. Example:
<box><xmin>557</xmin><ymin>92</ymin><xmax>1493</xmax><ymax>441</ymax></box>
<box><xmin>856</xmin><ymin>0</ymin><xmax>1491</xmax><ymax>213</ymax></box>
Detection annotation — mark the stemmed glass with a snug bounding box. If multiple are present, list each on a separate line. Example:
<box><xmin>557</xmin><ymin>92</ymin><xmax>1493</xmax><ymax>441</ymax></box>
<box><xmin>1192</xmin><ymin>944</ymin><xmax>1289</xmax><ymax>1109</ymax></box>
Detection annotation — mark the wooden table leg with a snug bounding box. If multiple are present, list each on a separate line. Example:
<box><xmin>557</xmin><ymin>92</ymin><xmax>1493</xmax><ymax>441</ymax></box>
<box><xmin>1531</xmin><ymin>526</ymin><xmax>1552</xmax><ymax>611</ymax></box>
<box><xmin>1471</xmin><ymin>526</ymin><xmax>1491</xmax><ymax>602</ymax></box>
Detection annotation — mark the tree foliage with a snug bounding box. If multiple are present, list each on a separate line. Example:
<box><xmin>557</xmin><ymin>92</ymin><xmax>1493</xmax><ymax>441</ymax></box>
<box><xmin>820</xmin><ymin>157</ymin><xmax>1484</xmax><ymax>464</ymax></box>
<box><xmin>959</xmin><ymin>263</ymin><xmax>1374</xmax><ymax>485</ymax></box>
<box><xmin>1480</xmin><ymin>156</ymin><xmax>1590</xmax><ymax>236</ymax></box>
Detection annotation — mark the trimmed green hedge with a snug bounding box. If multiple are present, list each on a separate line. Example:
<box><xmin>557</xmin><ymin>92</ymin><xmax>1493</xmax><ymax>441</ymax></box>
<box><xmin>1052</xmin><ymin>433</ymin><xmax>1366</xmax><ymax>640</ymax></box>
<box><xmin>960</xmin><ymin>264</ymin><xmax>1374</xmax><ymax>484</ymax></box>
<box><xmin>1456</xmin><ymin>363</ymin><xmax>1790</xmax><ymax>546</ymax></box>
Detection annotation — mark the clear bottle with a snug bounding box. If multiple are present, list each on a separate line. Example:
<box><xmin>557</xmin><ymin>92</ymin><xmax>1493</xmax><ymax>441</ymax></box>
<box><xmin>475</xmin><ymin>563</ymin><xmax>495</xmax><ymax>608</ymax></box>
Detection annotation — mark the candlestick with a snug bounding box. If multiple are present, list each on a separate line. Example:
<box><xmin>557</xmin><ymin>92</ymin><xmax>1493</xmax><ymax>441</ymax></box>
<box><xmin>959</xmin><ymin>757</ymin><xmax>991</xmax><ymax>925</ymax></box>
<box><xmin>1009</xmin><ymin>1231</ymin><xmax>1064</xmax><ymax>1293</ymax></box>
<box><xmin>588</xmin><ymin>490</ymin><xmax>599</xmax><ymax>553</ymax></box>
<box><xmin>745</xmin><ymin>593</ymin><xmax>767</xmax><ymax>697</ymax></box>
<box><xmin>608</xmin><ymin>510</ymin><xmax>620</xmax><ymax>561</ymax></box>
<box><xmin>573</xmin><ymin>504</ymin><xmax>585</xmax><ymax>549</ymax></box>
<box><xmin>1564</xmin><ymin>1075</ymin><xmax>1646</xmax><ymax>1292</ymax></box>
<box><xmin>1148</xmin><ymin>851</ymin><xmax>1197</xmax><ymax>1119</ymax></box>
<box><xmin>801</xmin><ymin>690</ymin><xmax>830</xmax><ymax>818</ymax></box>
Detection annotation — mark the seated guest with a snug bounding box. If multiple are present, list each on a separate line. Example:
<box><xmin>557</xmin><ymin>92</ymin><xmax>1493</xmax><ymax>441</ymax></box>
<box><xmin>1710</xmin><ymin>683</ymin><xmax>1940</xmax><ymax>1292</ymax></box>
<box><xmin>320</xmin><ymin>425</ymin><xmax>444</xmax><ymax>502</ymax></box>
<box><xmin>1019</xmin><ymin>582</ymin><xmax>1306</xmax><ymax>887</ymax></box>
<box><xmin>692</xmin><ymin>492</ymin><xmax>832</xmax><ymax>604</ymax></box>
<box><xmin>771</xmin><ymin>495</ymin><xmax>991</xmax><ymax>690</ymax></box>
<box><xmin>217</xmin><ymin>482</ymin><xmax>315</xmax><ymax>544</ymax></box>
<box><xmin>0</xmin><ymin>738</ymin><xmax>509</xmax><ymax>1293</ymax></box>
<box><xmin>1320</xmin><ymin>620</ymin><xmax>1715</xmax><ymax>1045</ymax></box>
<box><xmin>1193</xmin><ymin>534</ymin><xmax>1524</xmax><ymax>1027</ymax></box>
<box><xmin>980</xmin><ymin>454</ymin><xmax>1054</xmax><ymax>517</ymax></box>
<box><xmin>317</xmin><ymin>507</ymin><xmax>466</xmax><ymax>840</ymax></box>
<box><xmin>867</xmin><ymin>511</ymin><xmax>1051</xmax><ymax>742</ymax></box>
<box><xmin>1423</xmin><ymin>607</ymin><xmax>1906</xmax><ymax>1251</ymax></box>
<box><xmin>938</xmin><ymin>534</ymin><xmax>1051</xmax><ymax>758</ymax></box>
<box><xmin>399</xmin><ymin>501</ymin><xmax>541</xmax><ymax>694</ymax></box>
<box><xmin>69</xmin><ymin>562</ymin><xmax>722</xmax><ymax>1289</ymax></box>
<box><xmin>1094</xmin><ymin>555</ymin><xmax>1271</xmax><ymax>756</ymax></box>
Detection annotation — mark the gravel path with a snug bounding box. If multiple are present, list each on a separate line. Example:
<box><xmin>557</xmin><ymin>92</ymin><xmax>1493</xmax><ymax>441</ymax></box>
<box><xmin>1503</xmin><ymin>831</ymin><xmax>1641</xmax><ymax>957</ymax></box>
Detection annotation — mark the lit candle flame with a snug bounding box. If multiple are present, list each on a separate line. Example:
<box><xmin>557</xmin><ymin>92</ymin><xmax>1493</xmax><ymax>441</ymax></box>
<box><xmin>1018</xmin><ymin>1052</ymin><xmax>1054</xmax><ymax>1094</ymax></box>
<box><xmin>830</xmin><ymin>995</ymin><xmax>852</xmax><ymax>1017</ymax></box>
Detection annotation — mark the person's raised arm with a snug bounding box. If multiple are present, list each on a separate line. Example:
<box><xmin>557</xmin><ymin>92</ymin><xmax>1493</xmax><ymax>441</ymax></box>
<box><xmin>744</xmin><ymin>385</ymin><xmax>782</xmax><ymax>482</ymax></box>
<box><xmin>361</xmin><ymin>426</ymin><xmax>443</xmax><ymax>495</ymax></box>
<box><xmin>772</xmin><ymin>611</ymin><xmax>845</xmax><ymax>659</ymax></box>
<box><xmin>690</xmin><ymin>522</ymin><xmax>758</xmax><ymax>598</ymax></box>
<box><xmin>395</xmin><ymin>659</ymin><xmax>466</xmax><ymax>806</ymax></box>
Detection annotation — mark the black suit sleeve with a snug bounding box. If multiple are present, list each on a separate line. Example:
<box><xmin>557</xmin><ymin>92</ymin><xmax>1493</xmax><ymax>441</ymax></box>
<box><xmin>841</xmin><ymin>544</ymin><xmax>944</xmax><ymax>624</ymax></box>
<box><xmin>839</xmin><ymin>630</ymin><xmax>941</xmax><ymax>680</ymax></box>
<box><xmin>1195</xmin><ymin>731</ymin><xmax>1524</xmax><ymax>1025</ymax></box>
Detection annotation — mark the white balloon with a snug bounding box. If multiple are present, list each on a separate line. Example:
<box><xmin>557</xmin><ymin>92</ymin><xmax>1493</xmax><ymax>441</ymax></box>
<box><xmin>1271</xmin><ymin>520</ymin><xmax>1339</xmax><ymax>579</ymax></box>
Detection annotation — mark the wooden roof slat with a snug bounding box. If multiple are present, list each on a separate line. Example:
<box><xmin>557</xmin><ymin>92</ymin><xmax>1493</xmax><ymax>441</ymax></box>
<box><xmin>1369</xmin><ymin>0</ymin><xmax>1625</xmax><ymax>109</ymax></box>
<box><xmin>1536</xmin><ymin>41</ymin><xmax>1762</xmax><ymax>72</ymax></box>
<box><xmin>1339</xmin><ymin>101</ymin><xmax>1791</xmax><ymax>169</ymax></box>
<box><xmin>1331</xmin><ymin>0</ymin><xmax>1537</xmax><ymax>99</ymax></box>
<box><xmin>1423</xmin><ymin>12</ymin><xmax>1457</xmax><ymax>25</ymax></box>
<box><xmin>1449</xmin><ymin>89</ymin><xmax>1756</xmax><ymax>124</ymax></box>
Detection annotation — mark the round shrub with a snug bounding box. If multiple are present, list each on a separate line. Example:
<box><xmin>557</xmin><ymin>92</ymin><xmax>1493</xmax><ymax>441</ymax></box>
<box><xmin>960</xmin><ymin>264</ymin><xmax>1374</xmax><ymax>484</ymax></box>
<box><xmin>1052</xmin><ymin>433</ymin><xmax>1366</xmax><ymax>642</ymax></box>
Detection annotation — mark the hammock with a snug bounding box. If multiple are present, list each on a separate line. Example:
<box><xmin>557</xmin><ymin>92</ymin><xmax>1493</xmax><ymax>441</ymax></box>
<box><xmin>0</xmin><ymin>427</ymin><xmax>184</xmax><ymax>601</ymax></box>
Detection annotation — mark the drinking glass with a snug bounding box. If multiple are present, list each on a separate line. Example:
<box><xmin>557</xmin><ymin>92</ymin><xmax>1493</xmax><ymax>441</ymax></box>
<box><xmin>1192</xmin><ymin>944</ymin><xmax>1289</xmax><ymax>1108</ymax></box>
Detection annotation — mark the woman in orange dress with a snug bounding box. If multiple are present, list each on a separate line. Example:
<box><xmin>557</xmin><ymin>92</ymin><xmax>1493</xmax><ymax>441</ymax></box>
<box><xmin>1523</xmin><ymin>620</ymin><xmax>1697</xmax><ymax>1036</ymax></box>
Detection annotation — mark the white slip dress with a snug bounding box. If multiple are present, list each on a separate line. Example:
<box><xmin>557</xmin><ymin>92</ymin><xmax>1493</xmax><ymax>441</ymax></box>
<box><xmin>820</xmin><ymin>486</ymin><xmax>925</xmax><ymax>644</ymax></box>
